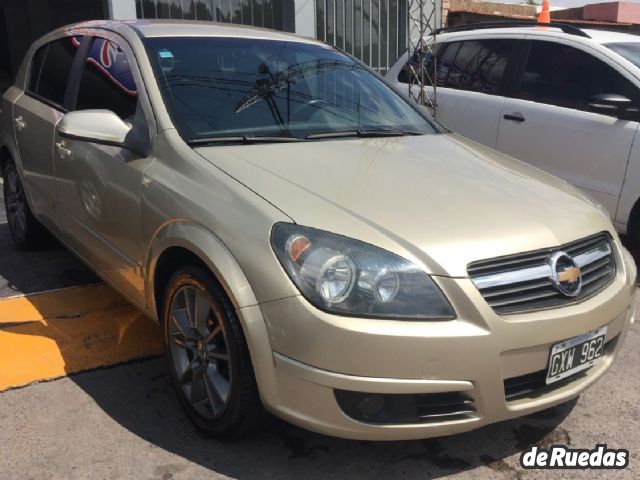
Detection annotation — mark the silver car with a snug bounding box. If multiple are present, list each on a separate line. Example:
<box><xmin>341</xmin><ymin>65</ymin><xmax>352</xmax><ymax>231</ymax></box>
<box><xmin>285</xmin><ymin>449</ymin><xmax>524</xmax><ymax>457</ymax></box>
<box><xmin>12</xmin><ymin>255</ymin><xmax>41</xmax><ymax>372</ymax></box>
<box><xmin>1</xmin><ymin>20</ymin><xmax>636</xmax><ymax>440</ymax></box>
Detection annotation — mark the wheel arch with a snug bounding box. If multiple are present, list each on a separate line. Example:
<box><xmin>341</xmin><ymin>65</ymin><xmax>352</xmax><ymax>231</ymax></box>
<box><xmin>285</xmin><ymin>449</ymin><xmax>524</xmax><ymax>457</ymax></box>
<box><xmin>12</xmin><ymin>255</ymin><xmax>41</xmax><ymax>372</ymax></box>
<box><xmin>145</xmin><ymin>220</ymin><xmax>260</xmax><ymax>322</ymax></box>
<box><xmin>0</xmin><ymin>132</ymin><xmax>20</xmax><ymax>174</ymax></box>
<box><xmin>0</xmin><ymin>144</ymin><xmax>10</xmax><ymax>173</ymax></box>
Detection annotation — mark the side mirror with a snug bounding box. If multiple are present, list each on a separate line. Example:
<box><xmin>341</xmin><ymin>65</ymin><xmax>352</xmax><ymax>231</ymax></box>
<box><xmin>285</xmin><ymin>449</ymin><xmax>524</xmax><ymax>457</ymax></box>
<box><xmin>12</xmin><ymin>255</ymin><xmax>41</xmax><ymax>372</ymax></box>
<box><xmin>588</xmin><ymin>93</ymin><xmax>637</xmax><ymax>118</ymax></box>
<box><xmin>57</xmin><ymin>110</ymin><xmax>133</xmax><ymax>148</ymax></box>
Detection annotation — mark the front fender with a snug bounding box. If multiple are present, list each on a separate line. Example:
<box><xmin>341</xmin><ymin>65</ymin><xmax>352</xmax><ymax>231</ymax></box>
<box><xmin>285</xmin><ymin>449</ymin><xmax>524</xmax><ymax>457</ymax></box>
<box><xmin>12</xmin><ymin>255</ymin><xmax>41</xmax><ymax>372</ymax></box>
<box><xmin>144</xmin><ymin>219</ymin><xmax>281</xmax><ymax>409</ymax></box>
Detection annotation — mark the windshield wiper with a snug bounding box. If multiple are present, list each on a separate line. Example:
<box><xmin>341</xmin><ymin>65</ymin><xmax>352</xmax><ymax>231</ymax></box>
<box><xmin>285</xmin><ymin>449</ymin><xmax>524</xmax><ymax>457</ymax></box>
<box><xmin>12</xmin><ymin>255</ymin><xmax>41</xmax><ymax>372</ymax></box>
<box><xmin>235</xmin><ymin>60</ymin><xmax>358</xmax><ymax>114</ymax></box>
<box><xmin>305</xmin><ymin>128</ymin><xmax>423</xmax><ymax>140</ymax></box>
<box><xmin>188</xmin><ymin>135</ymin><xmax>306</xmax><ymax>146</ymax></box>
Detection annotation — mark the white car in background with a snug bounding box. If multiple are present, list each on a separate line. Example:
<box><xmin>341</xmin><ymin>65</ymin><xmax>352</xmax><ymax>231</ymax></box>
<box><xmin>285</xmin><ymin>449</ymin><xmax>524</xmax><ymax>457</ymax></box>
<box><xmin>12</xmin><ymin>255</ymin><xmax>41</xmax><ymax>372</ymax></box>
<box><xmin>387</xmin><ymin>23</ymin><xmax>640</xmax><ymax>243</ymax></box>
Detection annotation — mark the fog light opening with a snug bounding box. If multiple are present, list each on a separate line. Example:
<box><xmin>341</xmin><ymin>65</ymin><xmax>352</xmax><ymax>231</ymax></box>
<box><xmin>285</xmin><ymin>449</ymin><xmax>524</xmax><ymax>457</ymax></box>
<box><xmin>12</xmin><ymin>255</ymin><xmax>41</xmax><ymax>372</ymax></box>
<box><xmin>357</xmin><ymin>395</ymin><xmax>385</xmax><ymax>418</ymax></box>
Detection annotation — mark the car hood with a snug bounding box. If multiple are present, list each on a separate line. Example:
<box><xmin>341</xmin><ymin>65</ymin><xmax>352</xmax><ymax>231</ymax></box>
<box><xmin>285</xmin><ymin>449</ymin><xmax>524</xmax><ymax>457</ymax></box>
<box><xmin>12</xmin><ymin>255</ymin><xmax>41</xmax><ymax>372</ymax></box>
<box><xmin>195</xmin><ymin>133</ymin><xmax>614</xmax><ymax>277</ymax></box>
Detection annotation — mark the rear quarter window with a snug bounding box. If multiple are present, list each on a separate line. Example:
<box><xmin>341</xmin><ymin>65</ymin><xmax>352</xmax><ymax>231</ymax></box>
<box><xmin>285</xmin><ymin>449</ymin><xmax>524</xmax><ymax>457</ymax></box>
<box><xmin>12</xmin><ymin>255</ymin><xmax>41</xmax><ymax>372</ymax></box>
<box><xmin>28</xmin><ymin>37</ymin><xmax>81</xmax><ymax>108</ymax></box>
<box><xmin>28</xmin><ymin>46</ymin><xmax>47</xmax><ymax>93</ymax></box>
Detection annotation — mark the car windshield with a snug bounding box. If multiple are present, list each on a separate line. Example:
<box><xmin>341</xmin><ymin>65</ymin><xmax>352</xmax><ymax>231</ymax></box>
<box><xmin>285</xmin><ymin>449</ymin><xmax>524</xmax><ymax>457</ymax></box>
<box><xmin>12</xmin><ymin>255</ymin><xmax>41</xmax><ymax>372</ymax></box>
<box><xmin>605</xmin><ymin>42</ymin><xmax>640</xmax><ymax>69</ymax></box>
<box><xmin>144</xmin><ymin>37</ymin><xmax>436</xmax><ymax>143</ymax></box>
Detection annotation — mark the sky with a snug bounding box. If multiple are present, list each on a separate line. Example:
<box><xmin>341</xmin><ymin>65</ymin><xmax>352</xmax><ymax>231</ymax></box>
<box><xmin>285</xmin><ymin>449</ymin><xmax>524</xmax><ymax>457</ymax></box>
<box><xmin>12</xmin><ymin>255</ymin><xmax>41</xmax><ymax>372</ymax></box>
<box><xmin>495</xmin><ymin>0</ymin><xmax>640</xmax><ymax>7</ymax></box>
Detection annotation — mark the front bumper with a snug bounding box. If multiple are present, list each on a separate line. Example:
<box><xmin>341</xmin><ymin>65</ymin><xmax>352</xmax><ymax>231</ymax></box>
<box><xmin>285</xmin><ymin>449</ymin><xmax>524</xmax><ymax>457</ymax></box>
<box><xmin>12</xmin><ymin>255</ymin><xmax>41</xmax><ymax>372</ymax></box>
<box><xmin>251</xmin><ymin>245</ymin><xmax>637</xmax><ymax>441</ymax></box>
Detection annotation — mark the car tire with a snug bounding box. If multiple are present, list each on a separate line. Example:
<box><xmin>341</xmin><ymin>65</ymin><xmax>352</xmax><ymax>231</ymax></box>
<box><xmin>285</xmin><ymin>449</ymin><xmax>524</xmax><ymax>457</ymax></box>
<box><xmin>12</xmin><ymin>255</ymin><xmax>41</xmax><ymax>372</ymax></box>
<box><xmin>161</xmin><ymin>265</ymin><xmax>262</xmax><ymax>439</ymax></box>
<box><xmin>3</xmin><ymin>161</ymin><xmax>50</xmax><ymax>250</ymax></box>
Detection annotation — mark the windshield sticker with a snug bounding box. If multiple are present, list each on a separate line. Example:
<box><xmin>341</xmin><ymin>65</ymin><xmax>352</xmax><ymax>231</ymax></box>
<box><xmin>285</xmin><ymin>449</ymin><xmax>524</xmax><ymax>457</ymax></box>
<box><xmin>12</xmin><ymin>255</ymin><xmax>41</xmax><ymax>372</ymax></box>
<box><xmin>158</xmin><ymin>50</ymin><xmax>175</xmax><ymax>71</ymax></box>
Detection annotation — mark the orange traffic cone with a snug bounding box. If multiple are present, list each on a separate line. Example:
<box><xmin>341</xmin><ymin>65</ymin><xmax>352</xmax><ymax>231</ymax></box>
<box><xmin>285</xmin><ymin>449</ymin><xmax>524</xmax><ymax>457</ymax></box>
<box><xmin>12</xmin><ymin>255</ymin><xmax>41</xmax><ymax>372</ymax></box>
<box><xmin>538</xmin><ymin>0</ymin><xmax>551</xmax><ymax>23</ymax></box>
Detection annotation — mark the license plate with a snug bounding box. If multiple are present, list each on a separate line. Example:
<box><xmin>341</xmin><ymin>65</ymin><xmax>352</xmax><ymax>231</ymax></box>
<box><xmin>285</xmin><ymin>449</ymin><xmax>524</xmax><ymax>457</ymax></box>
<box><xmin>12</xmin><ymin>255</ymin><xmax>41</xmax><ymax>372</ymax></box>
<box><xmin>546</xmin><ymin>326</ymin><xmax>607</xmax><ymax>385</ymax></box>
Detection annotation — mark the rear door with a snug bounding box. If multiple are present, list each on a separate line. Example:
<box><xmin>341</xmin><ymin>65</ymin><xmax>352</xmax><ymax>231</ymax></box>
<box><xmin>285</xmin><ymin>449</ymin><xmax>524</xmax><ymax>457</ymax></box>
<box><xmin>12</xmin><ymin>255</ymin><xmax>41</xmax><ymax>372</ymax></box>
<box><xmin>496</xmin><ymin>39</ymin><xmax>640</xmax><ymax>215</ymax></box>
<box><xmin>433</xmin><ymin>38</ymin><xmax>519</xmax><ymax>147</ymax></box>
<box><xmin>12</xmin><ymin>35</ymin><xmax>85</xmax><ymax>230</ymax></box>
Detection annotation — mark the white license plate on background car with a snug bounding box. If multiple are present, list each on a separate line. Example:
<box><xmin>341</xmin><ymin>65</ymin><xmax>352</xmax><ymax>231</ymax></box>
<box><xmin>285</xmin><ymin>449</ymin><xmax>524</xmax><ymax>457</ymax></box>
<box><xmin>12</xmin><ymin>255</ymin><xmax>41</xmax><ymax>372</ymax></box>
<box><xmin>546</xmin><ymin>326</ymin><xmax>607</xmax><ymax>385</ymax></box>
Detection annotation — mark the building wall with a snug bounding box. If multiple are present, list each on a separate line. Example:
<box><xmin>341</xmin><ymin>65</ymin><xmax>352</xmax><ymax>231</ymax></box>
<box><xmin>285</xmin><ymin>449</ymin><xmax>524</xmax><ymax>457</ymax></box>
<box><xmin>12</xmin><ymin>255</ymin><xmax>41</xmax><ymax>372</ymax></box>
<box><xmin>616</xmin><ymin>2</ymin><xmax>640</xmax><ymax>24</ymax></box>
<box><xmin>549</xmin><ymin>6</ymin><xmax>584</xmax><ymax>20</ymax></box>
<box><xmin>584</xmin><ymin>1</ymin><xmax>640</xmax><ymax>25</ymax></box>
<box><xmin>583</xmin><ymin>2</ymin><xmax>620</xmax><ymax>23</ymax></box>
<box><xmin>446</xmin><ymin>0</ymin><xmax>535</xmax><ymax>21</ymax></box>
<box><xmin>444</xmin><ymin>0</ymin><xmax>536</xmax><ymax>29</ymax></box>
<box><xmin>0</xmin><ymin>0</ymin><xmax>107</xmax><ymax>88</ymax></box>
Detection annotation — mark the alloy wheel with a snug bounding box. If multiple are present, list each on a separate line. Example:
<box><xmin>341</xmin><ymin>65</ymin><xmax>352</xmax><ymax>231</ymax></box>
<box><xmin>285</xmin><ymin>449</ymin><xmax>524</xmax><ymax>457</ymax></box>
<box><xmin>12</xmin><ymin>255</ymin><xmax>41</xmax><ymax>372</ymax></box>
<box><xmin>5</xmin><ymin>167</ymin><xmax>27</xmax><ymax>238</ymax></box>
<box><xmin>168</xmin><ymin>285</ymin><xmax>232</xmax><ymax>419</ymax></box>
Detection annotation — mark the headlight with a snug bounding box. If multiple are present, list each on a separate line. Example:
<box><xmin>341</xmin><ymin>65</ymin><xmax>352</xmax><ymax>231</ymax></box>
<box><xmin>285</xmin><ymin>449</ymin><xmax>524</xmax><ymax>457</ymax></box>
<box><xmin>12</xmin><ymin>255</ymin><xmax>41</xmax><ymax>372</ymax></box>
<box><xmin>271</xmin><ymin>223</ymin><xmax>455</xmax><ymax>320</ymax></box>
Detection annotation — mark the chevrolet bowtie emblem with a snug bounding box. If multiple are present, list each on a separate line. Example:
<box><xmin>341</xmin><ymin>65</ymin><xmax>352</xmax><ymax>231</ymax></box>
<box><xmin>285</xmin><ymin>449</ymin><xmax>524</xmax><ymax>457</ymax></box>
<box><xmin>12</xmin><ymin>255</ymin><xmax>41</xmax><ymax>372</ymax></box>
<box><xmin>548</xmin><ymin>251</ymin><xmax>583</xmax><ymax>297</ymax></box>
<box><xmin>557</xmin><ymin>266</ymin><xmax>581</xmax><ymax>284</ymax></box>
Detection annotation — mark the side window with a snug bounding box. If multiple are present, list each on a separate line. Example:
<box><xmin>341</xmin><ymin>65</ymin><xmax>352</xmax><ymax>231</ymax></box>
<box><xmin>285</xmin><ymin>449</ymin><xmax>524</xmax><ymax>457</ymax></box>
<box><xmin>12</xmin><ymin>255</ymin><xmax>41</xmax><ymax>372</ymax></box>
<box><xmin>438</xmin><ymin>40</ymin><xmax>511</xmax><ymax>95</ymax></box>
<box><xmin>397</xmin><ymin>47</ymin><xmax>438</xmax><ymax>86</ymax></box>
<box><xmin>75</xmin><ymin>37</ymin><xmax>138</xmax><ymax>120</ymax></box>
<box><xmin>515</xmin><ymin>41</ymin><xmax>639</xmax><ymax>113</ymax></box>
<box><xmin>28</xmin><ymin>37</ymin><xmax>81</xmax><ymax>107</ymax></box>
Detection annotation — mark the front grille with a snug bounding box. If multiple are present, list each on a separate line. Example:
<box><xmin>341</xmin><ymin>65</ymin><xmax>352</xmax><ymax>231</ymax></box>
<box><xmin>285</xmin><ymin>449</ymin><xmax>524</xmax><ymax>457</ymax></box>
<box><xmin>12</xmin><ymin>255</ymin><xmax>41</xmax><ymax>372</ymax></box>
<box><xmin>503</xmin><ymin>336</ymin><xmax>618</xmax><ymax>401</ymax></box>
<box><xmin>468</xmin><ymin>233</ymin><xmax>616</xmax><ymax>314</ymax></box>
<box><xmin>334</xmin><ymin>390</ymin><xmax>476</xmax><ymax>424</ymax></box>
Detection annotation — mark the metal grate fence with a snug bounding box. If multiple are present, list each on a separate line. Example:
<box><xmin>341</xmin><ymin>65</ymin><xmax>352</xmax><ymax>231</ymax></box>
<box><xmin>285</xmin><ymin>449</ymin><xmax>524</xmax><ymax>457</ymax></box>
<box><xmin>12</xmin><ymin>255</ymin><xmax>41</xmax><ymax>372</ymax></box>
<box><xmin>314</xmin><ymin>0</ymin><xmax>409</xmax><ymax>74</ymax></box>
<box><xmin>136</xmin><ymin>0</ymin><xmax>295</xmax><ymax>32</ymax></box>
<box><xmin>134</xmin><ymin>0</ymin><xmax>442</xmax><ymax>74</ymax></box>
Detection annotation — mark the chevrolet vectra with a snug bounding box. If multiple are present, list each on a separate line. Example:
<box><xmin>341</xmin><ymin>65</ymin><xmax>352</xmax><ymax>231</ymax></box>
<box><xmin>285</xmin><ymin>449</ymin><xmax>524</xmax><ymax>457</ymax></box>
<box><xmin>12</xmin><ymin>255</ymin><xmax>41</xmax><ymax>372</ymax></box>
<box><xmin>1</xmin><ymin>20</ymin><xmax>636</xmax><ymax>440</ymax></box>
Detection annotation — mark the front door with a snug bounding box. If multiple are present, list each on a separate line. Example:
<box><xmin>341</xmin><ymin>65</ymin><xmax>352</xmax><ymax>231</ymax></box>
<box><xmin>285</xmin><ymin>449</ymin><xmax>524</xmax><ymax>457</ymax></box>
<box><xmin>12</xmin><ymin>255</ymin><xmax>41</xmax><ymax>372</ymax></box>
<box><xmin>54</xmin><ymin>34</ymin><xmax>155</xmax><ymax>305</ymax></box>
<box><xmin>496</xmin><ymin>39</ymin><xmax>640</xmax><ymax>215</ymax></box>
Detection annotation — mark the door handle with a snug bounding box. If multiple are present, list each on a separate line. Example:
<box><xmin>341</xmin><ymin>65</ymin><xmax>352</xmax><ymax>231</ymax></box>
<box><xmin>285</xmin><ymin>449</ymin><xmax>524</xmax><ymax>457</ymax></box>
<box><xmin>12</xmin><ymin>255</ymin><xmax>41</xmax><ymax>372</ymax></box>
<box><xmin>55</xmin><ymin>141</ymin><xmax>72</xmax><ymax>158</ymax></box>
<box><xmin>503</xmin><ymin>113</ymin><xmax>525</xmax><ymax>123</ymax></box>
<box><xmin>14</xmin><ymin>116</ymin><xmax>26</xmax><ymax>131</ymax></box>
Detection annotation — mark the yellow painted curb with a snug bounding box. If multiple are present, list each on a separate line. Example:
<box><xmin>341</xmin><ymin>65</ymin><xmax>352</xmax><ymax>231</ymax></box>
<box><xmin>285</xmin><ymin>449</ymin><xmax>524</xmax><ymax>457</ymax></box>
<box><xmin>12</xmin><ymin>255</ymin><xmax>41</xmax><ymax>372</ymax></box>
<box><xmin>0</xmin><ymin>284</ymin><xmax>163</xmax><ymax>391</ymax></box>
<box><xmin>0</xmin><ymin>284</ymin><xmax>121</xmax><ymax>324</ymax></box>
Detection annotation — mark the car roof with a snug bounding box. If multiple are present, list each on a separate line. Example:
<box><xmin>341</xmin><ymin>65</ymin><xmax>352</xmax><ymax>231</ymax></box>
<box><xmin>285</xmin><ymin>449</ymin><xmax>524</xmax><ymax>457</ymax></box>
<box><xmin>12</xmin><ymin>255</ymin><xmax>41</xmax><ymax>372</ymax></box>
<box><xmin>436</xmin><ymin>25</ymin><xmax>640</xmax><ymax>46</ymax></box>
<box><xmin>70</xmin><ymin>19</ymin><xmax>321</xmax><ymax>45</ymax></box>
<box><xmin>582</xmin><ymin>28</ymin><xmax>640</xmax><ymax>45</ymax></box>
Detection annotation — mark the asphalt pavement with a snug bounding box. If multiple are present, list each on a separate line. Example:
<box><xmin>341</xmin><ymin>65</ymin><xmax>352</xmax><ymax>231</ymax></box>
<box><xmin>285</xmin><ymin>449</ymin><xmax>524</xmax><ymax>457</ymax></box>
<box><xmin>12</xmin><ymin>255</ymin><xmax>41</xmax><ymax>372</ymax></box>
<box><xmin>0</xmin><ymin>181</ymin><xmax>99</xmax><ymax>298</ymax></box>
<box><xmin>0</xmin><ymin>185</ymin><xmax>638</xmax><ymax>480</ymax></box>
